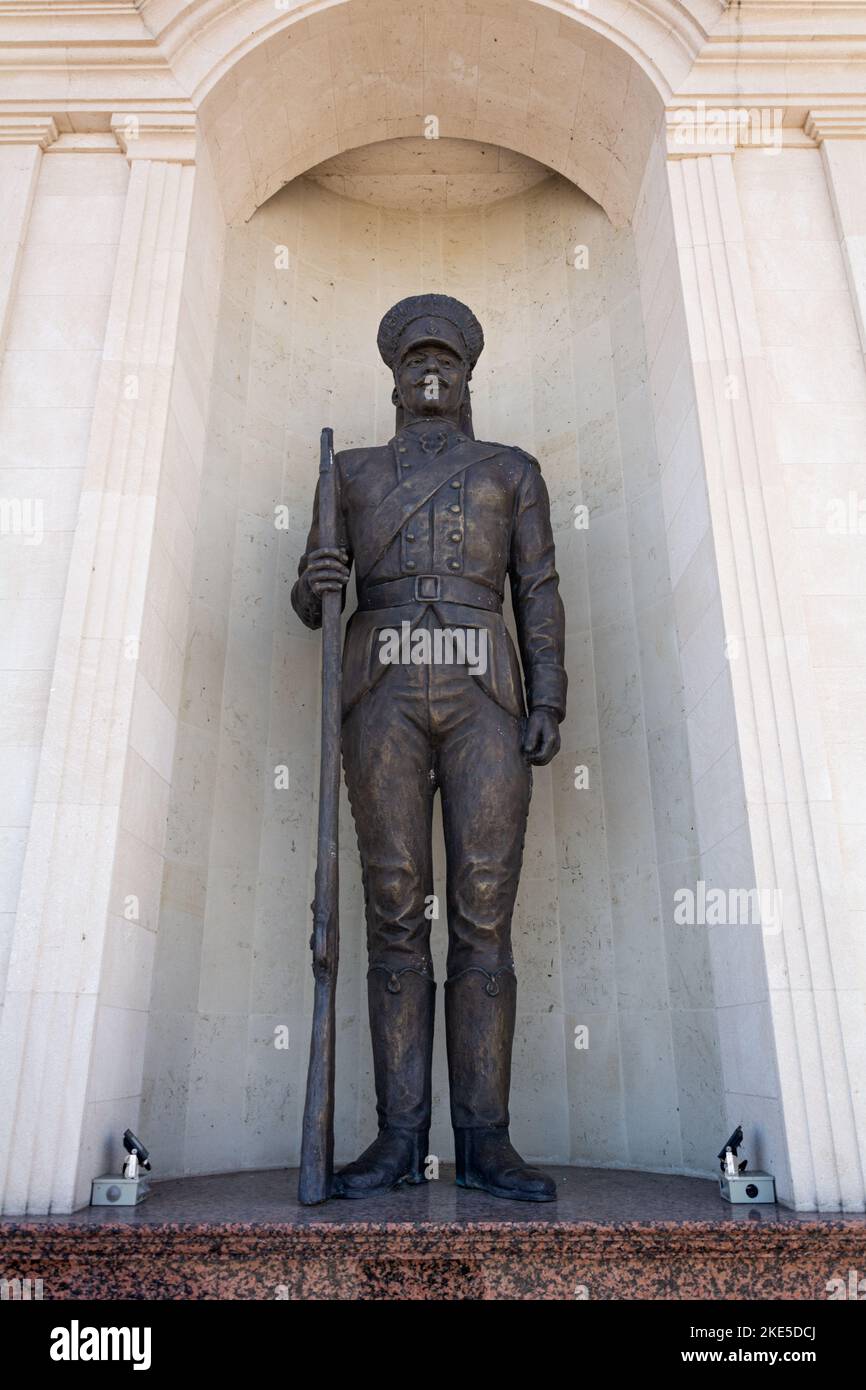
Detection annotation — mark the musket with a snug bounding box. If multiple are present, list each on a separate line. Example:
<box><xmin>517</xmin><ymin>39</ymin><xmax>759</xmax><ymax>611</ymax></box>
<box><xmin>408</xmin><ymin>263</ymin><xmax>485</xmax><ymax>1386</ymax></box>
<box><xmin>298</xmin><ymin>427</ymin><xmax>341</xmax><ymax>1205</ymax></box>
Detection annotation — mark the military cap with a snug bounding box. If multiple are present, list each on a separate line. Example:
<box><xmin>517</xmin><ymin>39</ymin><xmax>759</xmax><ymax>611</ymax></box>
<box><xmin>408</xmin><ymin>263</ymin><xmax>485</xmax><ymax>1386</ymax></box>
<box><xmin>377</xmin><ymin>294</ymin><xmax>484</xmax><ymax>372</ymax></box>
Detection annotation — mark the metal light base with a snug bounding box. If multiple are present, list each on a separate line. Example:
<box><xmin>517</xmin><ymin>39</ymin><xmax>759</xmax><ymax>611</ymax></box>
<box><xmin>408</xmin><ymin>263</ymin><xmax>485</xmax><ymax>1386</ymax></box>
<box><xmin>719</xmin><ymin>1170</ymin><xmax>777</xmax><ymax>1204</ymax></box>
<box><xmin>91</xmin><ymin>1175</ymin><xmax>150</xmax><ymax>1206</ymax></box>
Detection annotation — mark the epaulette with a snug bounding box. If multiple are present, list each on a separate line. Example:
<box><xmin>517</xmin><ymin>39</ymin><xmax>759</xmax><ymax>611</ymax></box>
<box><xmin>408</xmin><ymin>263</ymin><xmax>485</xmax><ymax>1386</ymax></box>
<box><xmin>474</xmin><ymin>441</ymin><xmax>540</xmax><ymax>470</ymax></box>
<box><xmin>510</xmin><ymin>445</ymin><xmax>542</xmax><ymax>471</ymax></box>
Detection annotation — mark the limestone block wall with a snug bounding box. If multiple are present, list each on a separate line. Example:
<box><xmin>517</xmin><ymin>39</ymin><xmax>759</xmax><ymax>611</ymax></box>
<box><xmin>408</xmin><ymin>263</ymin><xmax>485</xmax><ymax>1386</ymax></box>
<box><xmin>632</xmin><ymin>131</ymin><xmax>790</xmax><ymax>1191</ymax></box>
<box><xmin>561</xmin><ymin>164</ymin><xmax>728</xmax><ymax>1175</ymax></box>
<box><xmin>141</xmin><ymin>155</ymin><xmax>733</xmax><ymax>1178</ymax></box>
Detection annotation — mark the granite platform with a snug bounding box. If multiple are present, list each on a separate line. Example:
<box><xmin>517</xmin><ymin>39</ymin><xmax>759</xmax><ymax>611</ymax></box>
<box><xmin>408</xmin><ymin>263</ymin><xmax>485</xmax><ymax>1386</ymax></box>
<box><xmin>3</xmin><ymin>1166</ymin><xmax>866</xmax><ymax>1300</ymax></box>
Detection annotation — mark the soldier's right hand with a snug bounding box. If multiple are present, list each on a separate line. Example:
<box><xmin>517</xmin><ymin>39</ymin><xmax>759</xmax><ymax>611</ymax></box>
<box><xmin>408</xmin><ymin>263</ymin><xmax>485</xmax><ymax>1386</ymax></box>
<box><xmin>303</xmin><ymin>546</ymin><xmax>351</xmax><ymax>595</ymax></box>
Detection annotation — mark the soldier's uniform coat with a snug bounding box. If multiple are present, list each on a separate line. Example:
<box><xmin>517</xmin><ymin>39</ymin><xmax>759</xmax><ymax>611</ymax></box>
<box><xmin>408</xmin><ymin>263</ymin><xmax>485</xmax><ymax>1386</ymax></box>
<box><xmin>292</xmin><ymin>416</ymin><xmax>567</xmax><ymax>1012</ymax></box>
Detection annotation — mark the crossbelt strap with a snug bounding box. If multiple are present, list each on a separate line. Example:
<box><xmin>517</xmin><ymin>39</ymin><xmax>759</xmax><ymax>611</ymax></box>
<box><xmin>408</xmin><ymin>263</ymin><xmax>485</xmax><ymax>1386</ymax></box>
<box><xmin>356</xmin><ymin>574</ymin><xmax>502</xmax><ymax>613</ymax></box>
<box><xmin>352</xmin><ymin>441</ymin><xmax>503</xmax><ymax>579</ymax></box>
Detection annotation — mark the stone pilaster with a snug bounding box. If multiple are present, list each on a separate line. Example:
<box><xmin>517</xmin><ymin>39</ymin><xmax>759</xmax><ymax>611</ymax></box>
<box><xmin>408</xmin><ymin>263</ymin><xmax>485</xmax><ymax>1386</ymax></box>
<box><xmin>664</xmin><ymin>125</ymin><xmax>865</xmax><ymax>1210</ymax></box>
<box><xmin>0</xmin><ymin>116</ymin><xmax>57</xmax><ymax>356</ymax></box>
<box><xmin>0</xmin><ymin>114</ymin><xmax>198</xmax><ymax>1214</ymax></box>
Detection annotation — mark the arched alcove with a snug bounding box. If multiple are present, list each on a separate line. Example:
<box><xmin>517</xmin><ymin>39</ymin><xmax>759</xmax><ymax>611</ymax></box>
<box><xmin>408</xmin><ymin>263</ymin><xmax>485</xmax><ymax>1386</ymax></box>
<box><xmin>138</xmin><ymin>0</ymin><xmax>785</xmax><ymax>1189</ymax></box>
<box><xmin>193</xmin><ymin>0</ymin><xmax>671</xmax><ymax>228</ymax></box>
<box><xmin>12</xmin><ymin>0</ymin><xmax>866</xmax><ymax>1223</ymax></box>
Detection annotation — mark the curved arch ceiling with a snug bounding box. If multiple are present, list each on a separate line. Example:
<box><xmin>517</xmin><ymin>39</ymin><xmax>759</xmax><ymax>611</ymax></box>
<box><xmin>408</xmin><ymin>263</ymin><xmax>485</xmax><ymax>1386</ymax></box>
<box><xmin>191</xmin><ymin>0</ymin><xmax>706</xmax><ymax>225</ymax></box>
<box><xmin>151</xmin><ymin>0</ymin><xmax>719</xmax><ymax>103</ymax></box>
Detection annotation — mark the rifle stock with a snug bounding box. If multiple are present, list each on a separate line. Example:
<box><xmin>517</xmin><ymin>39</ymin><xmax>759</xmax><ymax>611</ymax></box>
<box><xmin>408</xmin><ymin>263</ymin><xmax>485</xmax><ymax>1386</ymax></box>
<box><xmin>298</xmin><ymin>427</ymin><xmax>342</xmax><ymax>1205</ymax></box>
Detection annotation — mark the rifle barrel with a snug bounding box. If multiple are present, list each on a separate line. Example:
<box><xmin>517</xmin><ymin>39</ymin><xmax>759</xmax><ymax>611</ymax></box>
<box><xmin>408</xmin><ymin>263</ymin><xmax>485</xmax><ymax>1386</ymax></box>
<box><xmin>298</xmin><ymin>427</ymin><xmax>341</xmax><ymax>1205</ymax></box>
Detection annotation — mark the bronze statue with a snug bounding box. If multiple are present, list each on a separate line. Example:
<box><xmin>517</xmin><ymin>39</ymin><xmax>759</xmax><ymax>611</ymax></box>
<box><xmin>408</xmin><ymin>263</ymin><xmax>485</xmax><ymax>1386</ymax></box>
<box><xmin>292</xmin><ymin>295</ymin><xmax>566</xmax><ymax>1202</ymax></box>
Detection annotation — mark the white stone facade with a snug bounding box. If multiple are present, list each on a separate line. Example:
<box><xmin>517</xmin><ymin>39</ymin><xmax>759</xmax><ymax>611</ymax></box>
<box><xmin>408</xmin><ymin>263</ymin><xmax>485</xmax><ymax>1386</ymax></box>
<box><xmin>0</xmin><ymin>0</ymin><xmax>864</xmax><ymax>1213</ymax></box>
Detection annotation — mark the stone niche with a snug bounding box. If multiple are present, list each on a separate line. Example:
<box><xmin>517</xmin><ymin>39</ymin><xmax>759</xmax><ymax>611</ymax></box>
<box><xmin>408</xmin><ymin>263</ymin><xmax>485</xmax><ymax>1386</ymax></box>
<box><xmin>141</xmin><ymin>133</ymin><xmax>769</xmax><ymax>1186</ymax></box>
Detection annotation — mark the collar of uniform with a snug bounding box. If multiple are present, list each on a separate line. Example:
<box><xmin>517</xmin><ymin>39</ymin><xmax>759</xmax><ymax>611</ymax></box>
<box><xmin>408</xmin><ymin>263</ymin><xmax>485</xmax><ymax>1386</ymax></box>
<box><xmin>392</xmin><ymin>419</ymin><xmax>466</xmax><ymax>458</ymax></box>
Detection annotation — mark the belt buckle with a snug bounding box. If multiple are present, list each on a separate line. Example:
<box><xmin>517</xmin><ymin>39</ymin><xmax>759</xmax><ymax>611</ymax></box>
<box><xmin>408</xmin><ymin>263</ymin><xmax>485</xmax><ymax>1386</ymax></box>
<box><xmin>414</xmin><ymin>575</ymin><xmax>440</xmax><ymax>601</ymax></box>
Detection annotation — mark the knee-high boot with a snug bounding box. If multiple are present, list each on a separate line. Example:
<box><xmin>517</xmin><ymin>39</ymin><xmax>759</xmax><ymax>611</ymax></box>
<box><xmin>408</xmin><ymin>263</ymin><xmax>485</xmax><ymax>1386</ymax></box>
<box><xmin>334</xmin><ymin>967</ymin><xmax>435</xmax><ymax>1198</ymax></box>
<box><xmin>445</xmin><ymin>968</ymin><xmax>556</xmax><ymax>1202</ymax></box>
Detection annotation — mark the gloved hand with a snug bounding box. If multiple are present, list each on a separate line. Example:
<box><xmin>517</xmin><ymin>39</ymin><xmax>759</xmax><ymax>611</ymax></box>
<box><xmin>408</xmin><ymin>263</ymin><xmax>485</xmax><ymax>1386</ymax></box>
<box><xmin>521</xmin><ymin>708</ymin><xmax>560</xmax><ymax>765</ymax></box>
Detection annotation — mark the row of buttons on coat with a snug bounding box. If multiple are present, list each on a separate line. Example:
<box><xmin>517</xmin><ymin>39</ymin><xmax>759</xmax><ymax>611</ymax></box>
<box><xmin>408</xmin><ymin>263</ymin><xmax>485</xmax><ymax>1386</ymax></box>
<box><xmin>403</xmin><ymin>478</ymin><xmax>463</xmax><ymax>572</ymax></box>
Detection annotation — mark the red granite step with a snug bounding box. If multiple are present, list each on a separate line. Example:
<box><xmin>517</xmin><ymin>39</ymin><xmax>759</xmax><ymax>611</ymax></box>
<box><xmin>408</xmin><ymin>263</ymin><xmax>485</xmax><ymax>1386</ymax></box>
<box><xmin>3</xmin><ymin>1167</ymin><xmax>865</xmax><ymax>1300</ymax></box>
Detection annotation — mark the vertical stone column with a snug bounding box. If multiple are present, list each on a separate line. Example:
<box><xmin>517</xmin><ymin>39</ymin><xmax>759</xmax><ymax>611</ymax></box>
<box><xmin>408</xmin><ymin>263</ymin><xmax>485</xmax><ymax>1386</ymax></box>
<box><xmin>0</xmin><ymin>118</ymin><xmax>57</xmax><ymax>353</ymax></box>
<box><xmin>0</xmin><ymin>114</ymin><xmax>197</xmax><ymax>1214</ymax></box>
<box><xmin>0</xmin><ymin>115</ymin><xmax>60</xmax><ymax>1036</ymax></box>
<box><xmin>665</xmin><ymin>126</ymin><xmax>865</xmax><ymax>1210</ymax></box>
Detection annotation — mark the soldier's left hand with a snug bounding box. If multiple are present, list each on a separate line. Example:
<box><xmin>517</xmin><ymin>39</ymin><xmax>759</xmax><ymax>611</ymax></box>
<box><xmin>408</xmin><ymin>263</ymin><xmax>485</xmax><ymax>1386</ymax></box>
<box><xmin>522</xmin><ymin>709</ymin><xmax>560</xmax><ymax>766</ymax></box>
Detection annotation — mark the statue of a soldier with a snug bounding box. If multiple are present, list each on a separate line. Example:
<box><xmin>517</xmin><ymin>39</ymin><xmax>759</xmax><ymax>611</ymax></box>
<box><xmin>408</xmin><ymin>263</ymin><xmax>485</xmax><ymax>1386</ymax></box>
<box><xmin>292</xmin><ymin>295</ymin><xmax>566</xmax><ymax>1202</ymax></box>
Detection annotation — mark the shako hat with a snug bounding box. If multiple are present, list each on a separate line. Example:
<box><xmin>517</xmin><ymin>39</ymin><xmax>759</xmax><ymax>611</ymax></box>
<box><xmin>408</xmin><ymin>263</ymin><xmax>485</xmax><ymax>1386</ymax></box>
<box><xmin>377</xmin><ymin>294</ymin><xmax>484</xmax><ymax>372</ymax></box>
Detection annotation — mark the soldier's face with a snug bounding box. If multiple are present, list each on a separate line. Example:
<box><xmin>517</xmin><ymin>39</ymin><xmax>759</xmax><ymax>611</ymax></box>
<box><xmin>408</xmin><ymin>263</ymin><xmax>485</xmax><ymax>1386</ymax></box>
<box><xmin>394</xmin><ymin>344</ymin><xmax>467</xmax><ymax>419</ymax></box>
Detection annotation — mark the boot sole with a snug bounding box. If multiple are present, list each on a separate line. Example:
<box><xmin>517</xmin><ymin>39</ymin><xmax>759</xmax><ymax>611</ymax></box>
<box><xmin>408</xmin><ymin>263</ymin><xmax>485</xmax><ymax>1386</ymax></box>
<box><xmin>334</xmin><ymin>1172</ymin><xmax>427</xmax><ymax>1199</ymax></box>
<box><xmin>456</xmin><ymin>1175</ymin><xmax>556</xmax><ymax>1203</ymax></box>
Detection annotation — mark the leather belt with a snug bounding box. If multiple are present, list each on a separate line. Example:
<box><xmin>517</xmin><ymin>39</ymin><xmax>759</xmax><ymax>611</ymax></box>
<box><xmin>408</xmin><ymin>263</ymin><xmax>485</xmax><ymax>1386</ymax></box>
<box><xmin>357</xmin><ymin>574</ymin><xmax>502</xmax><ymax>614</ymax></box>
